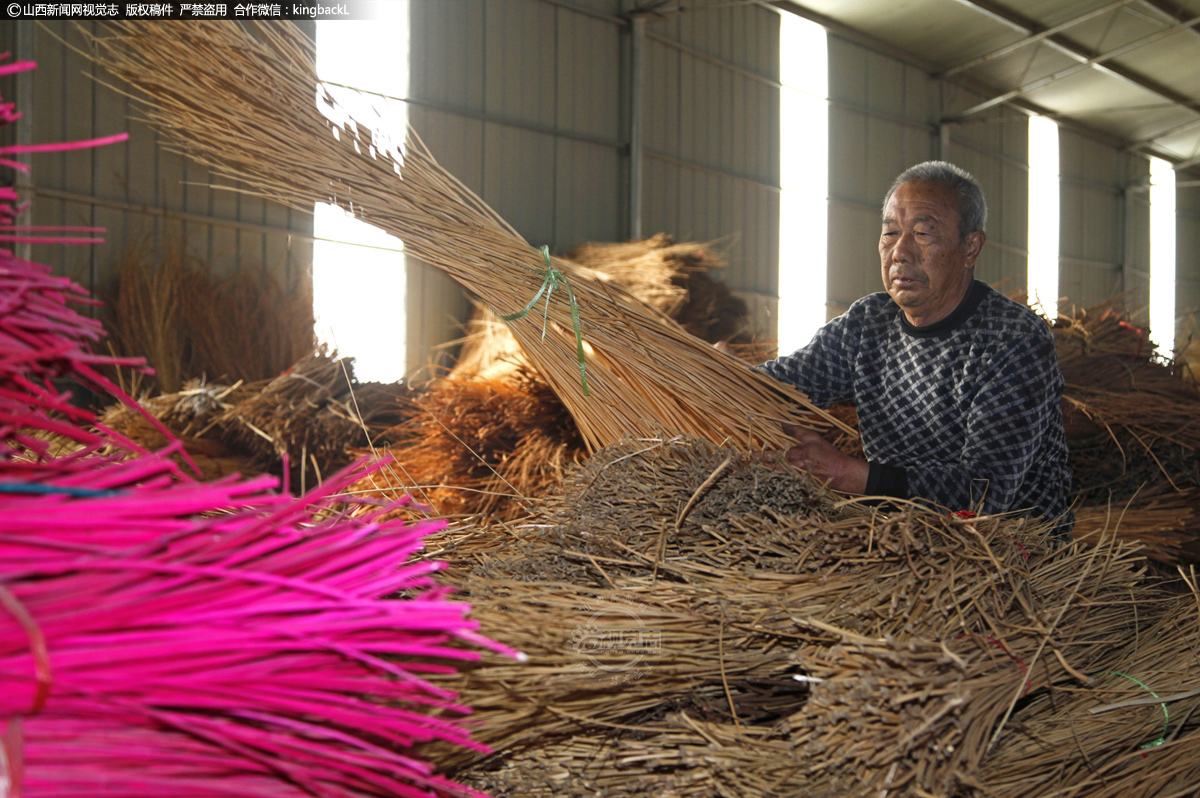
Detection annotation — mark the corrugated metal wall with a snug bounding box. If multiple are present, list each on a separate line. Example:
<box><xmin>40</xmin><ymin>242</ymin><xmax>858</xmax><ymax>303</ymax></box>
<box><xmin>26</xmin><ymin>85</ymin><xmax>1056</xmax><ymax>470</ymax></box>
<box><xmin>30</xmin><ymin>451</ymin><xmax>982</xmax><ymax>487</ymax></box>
<box><xmin>1180</xmin><ymin>184</ymin><xmax>1200</xmax><ymax>351</ymax></box>
<box><xmin>941</xmin><ymin>92</ymin><xmax>1030</xmax><ymax>297</ymax></box>
<box><xmin>1059</xmin><ymin>128</ymin><xmax>1146</xmax><ymax>315</ymax></box>
<box><xmin>405</xmin><ymin>0</ymin><xmax>627</xmax><ymax>373</ymax></box>
<box><xmin>405</xmin><ymin>0</ymin><xmax>784</xmax><ymax>367</ymax></box>
<box><xmin>824</xmin><ymin>37</ymin><xmax>1031</xmax><ymax>317</ymax></box>
<box><xmin>640</xmin><ymin>5</ymin><xmax>782</xmax><ymax>330</ymax></box>
<box><xmin>4</xmin><ymin>22</ymin><xmax>312</xmax><ymax>312</ymax></box>
<box><xmin>826</xmin><ymin>35</ymin><xmax>936</xmax><ymax>316</ymax></box>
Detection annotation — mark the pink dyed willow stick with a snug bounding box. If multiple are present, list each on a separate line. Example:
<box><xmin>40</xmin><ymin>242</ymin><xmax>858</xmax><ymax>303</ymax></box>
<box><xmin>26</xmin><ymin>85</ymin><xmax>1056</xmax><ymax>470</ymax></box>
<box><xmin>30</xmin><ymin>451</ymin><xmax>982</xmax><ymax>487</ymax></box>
<box><xmin>0</xmin><ymin>53</ymin><xmax>511</xmax><ymax>798</ymax></box>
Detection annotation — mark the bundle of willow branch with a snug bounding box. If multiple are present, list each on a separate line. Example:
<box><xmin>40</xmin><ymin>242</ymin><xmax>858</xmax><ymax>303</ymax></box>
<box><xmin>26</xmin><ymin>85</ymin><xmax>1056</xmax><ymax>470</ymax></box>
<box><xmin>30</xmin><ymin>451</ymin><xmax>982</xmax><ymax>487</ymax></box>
<box><xmin>87</xmin><ymin>353</ymin><xmax>412</xmax><ymax>490</ymax></box>
<box><xmin>565</xmin><ymin>234</ymin><xmax>751</xmax><ymax>346</ymax></box>
<box><xmin>414</xmin><ymin>435</ymin><xmax>1199</xmax><ymax>797</ymax></box>
<box><xmin>104</xmin><ymin>231</ymin><xmax>315</xmax><ymax>396</ymax></box>
<box><xmin>978</xmin><ymin>583</ymin><xmax>1200</xmax><ymax>798</ymax></box>
<box><xmin>85</xmin><ymin>21</ymin><xmax>846</xmax><ymax>454</ymax></box>
<box><xmin>450</xmin><ymin>234</ymin><xmax>755</xmax><ymax>380</ymax></box>
<box><xmin>351</xmin><ymin>370</ymin><xmax>587</xmax><ymax>520</ymax></box>
<box><xmin>104</xmin><ymin>232</ymin><xmax>187</xmax><ymax>394</ymax></box>
<box><xmin>180</xmin><ymin>263</ymin><xmax>316</xmax><ymax>388</ymax></box>
<box><xmin>365</xmin><ymin>235</ymin><xmax>754</xmax><ymax>518</ymax></box>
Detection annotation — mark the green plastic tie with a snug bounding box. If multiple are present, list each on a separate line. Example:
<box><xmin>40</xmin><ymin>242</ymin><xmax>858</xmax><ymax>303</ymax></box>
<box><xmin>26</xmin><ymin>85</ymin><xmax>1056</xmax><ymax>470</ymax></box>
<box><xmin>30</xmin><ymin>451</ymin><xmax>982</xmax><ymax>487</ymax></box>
<box><xmin>1097</xmin><ymin>670</ymin><xmax>1169</xmax><ymax>749</ymax></box>
<box><xmin>498</xmin><ymin>245</ymin><xmax>589</xmax><ymax>396</ymax></box>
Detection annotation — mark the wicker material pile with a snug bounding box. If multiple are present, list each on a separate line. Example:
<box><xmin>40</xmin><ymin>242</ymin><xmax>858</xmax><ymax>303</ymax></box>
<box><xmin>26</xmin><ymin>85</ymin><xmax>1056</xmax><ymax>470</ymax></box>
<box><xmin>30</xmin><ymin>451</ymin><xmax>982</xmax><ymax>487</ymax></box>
<box><xmin>96</xmin><ymin>381</ymin><xmax>258</xmax><ymax>481</ymax></box>
<box><xmin>104</xmin><ymin>232</ymin><xmax>315</xmax><ymax>396</ymax></box>
<box><xmin>1054</xmin><ymin>305</ymin><xmax>1200</xmax><ymax>503</ymax></box>
<box><xmin>97</xmin><ymin>351</ymin><xmax>412</xmax><ymax>490</ymax></box>
<box><xmin>359</xmin><ymin>235</ymin><xmax>755</xmax><ymax>520</ymax></box>
<box><xmin>422</xmin><ymin>435</ymin><xmax>1200</xmax><ymax>798</ymax></box>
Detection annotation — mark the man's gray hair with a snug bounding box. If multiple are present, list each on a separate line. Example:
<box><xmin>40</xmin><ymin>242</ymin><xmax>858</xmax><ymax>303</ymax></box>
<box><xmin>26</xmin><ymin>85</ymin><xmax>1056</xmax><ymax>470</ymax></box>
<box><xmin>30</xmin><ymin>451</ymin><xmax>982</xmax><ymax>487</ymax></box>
<box><xmin>883</xmin><ymin>161</ymin><xmax>987</xmax><ymax>241</ymax></box>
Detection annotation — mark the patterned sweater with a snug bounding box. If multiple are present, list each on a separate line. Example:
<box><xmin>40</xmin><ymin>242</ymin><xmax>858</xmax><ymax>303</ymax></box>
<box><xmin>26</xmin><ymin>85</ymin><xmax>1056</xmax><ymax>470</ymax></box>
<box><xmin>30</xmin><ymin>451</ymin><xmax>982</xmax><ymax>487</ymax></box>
<box><xmin>758</xmin><ymin>280</ymin><xmax>1073</xmax><ymax>536</ymax></box>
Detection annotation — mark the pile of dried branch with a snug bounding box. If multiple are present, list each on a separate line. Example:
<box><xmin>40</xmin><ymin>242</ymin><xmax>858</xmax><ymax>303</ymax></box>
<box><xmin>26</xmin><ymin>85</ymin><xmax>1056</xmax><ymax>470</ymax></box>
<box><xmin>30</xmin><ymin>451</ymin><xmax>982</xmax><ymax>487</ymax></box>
<box><xmin>92</xmin><ymin>351</ymin><xmax>412</xmax><ymax>491</ymax></box>
<box><xmin>362</xmin><ymin>235</ymin><xmax>755</xmax><ymax>518</ymax></box>
<box><xmin>566</xmin><ymin>234</ymin><xmax>752</xmax><ymax>346</ymax></box>
<box><xmin>1054</xmin><ymin>304</ymin><xmax>1200</xmax><ymax>504</ymax></box>
<box><xmin>421</xmin><ymin>435</ymin><xmax>1200</xmax><ymax>798</ymax></box>
<box><xmin>96</xmin><ymin>381</ymin><xmax>259</xmax><ymax>481</ymax></box>
<box><xmin>349</xmin><ymin>370</ymin><xmax>586</xmax><ymax>521</ymax></box>
<box><xmin>205</xmin><ymin>350</ymin><xmax>410</xmax><ymax>488</ymax></box>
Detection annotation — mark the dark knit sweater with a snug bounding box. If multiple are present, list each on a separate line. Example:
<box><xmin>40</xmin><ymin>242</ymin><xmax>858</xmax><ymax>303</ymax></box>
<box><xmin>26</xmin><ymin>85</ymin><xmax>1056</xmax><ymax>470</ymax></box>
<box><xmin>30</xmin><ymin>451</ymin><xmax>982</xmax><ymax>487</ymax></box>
<box><xmin>758</xmin><ymin>280</ymin><xmax>1073</xmax><ymax>536</ymax></box>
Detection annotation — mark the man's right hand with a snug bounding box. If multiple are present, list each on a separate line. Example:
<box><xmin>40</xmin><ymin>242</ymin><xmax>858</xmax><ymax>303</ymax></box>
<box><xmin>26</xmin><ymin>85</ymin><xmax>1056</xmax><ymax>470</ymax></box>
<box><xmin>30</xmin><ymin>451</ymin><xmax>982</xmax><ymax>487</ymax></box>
<box><xmin>781</xmin><ymin>423</ymin><xmax>869</xmax><ymax>495</ymax></box>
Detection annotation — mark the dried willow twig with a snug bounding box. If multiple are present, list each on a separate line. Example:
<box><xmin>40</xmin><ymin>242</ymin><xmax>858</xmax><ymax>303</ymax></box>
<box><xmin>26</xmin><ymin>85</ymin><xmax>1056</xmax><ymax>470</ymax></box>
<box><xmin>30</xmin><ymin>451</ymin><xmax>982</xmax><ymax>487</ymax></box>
<box><xmin>414</xmin><ymin>436</ymin><xmax>1200</xmax><ymax>798</ymax></box>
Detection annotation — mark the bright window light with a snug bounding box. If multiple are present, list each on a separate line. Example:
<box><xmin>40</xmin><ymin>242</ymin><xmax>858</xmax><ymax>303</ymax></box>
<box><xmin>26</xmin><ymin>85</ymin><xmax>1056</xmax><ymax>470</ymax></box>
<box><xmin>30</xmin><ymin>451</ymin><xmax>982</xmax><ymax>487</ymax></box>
<box><xmin>314</xmin><ymin>9</ymin><xmax>410</xmax><ymax>383</ymax></box>
<box><xmin>1149</xmin><ymin>156</ymin><xmax>1177</xmax><ymax>357</ymax></box>
<box><xmin>778</xmin><ymin>13</ymin><xmax>828</xmax><ymax>355</ymax></box>
<box><xmin>1027</xmin><ymin>115</ymin><xmax>1059</xmax><ymax>317</ymax></box>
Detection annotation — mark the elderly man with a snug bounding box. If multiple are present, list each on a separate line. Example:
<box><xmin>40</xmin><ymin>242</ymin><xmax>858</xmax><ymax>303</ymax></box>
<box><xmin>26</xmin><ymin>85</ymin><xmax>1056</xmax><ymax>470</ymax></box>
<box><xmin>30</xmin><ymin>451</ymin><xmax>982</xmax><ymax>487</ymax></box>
<box><xmin>758</xmin><ymin>160</ymin><xmax>1073</xmax><ymax>537</ymax></box>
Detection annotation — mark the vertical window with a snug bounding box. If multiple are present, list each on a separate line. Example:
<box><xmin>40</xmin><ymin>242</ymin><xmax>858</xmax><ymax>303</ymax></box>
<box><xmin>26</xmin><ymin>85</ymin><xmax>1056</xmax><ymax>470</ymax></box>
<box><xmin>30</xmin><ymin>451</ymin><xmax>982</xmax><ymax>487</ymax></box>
<box><xmin>1027</xmin><ymin>114</ymin><xmax>1059</xmax><ymax>316</ymax></box>
<box><xmin>777</xmin><ymin>13</ymin><xmax>828</xmax><ymax>355</ymax></box>
<box><xmin>314</xmin><ymin>9</ymin><xmax>410</xmax><ymax>383</ymax></box>
<box><xmin>1149</xmin><ymin>156</ymin><xmax>1176</xmax><ymax>356</ymax></box>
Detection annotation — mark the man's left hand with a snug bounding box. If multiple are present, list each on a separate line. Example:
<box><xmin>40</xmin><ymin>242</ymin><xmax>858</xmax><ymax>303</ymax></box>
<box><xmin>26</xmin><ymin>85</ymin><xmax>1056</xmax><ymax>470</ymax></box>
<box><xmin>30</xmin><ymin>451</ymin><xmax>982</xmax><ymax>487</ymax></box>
<box><xmin>780</xmin><ymin>423</ymin><xmax>869</xmax><ymax>494</ymax></box>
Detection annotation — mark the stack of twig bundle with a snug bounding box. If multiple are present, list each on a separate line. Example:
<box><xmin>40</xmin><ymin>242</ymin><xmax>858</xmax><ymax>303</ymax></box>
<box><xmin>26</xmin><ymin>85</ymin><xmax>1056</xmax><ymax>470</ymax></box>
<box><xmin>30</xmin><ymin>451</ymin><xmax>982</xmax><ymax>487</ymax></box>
<box><xmin>105</xmin><ymin>231</ymin><xmax>315</xmax><ymax>396</ymax></box>
<box><xmin>202</xmin><ymin>350</ymin><xmax>411</xmax><ymax>487</ymax></box>
<box><xmin>1054</xmin><ymin>304</ymin><xmax>1200</xmax><ymax>504</ymax></box>
<box><xmin>418</xmin><ymin>435</ymin><xmax>1200</xmax><ymax>798</ymax></box>
<box><xmin>85</xmin><ymin>21</ymin><xmax>846</xmax><ymax>456</ymax></box>
<box><xmin>93</xmin><ymin>351</ymin><xmax>412</xmax><ymax>490</ymax></box>
<box><xmin>565</xmin><ymin>234</ymin><xmax>752</xmax><ymax>347</ymax></box>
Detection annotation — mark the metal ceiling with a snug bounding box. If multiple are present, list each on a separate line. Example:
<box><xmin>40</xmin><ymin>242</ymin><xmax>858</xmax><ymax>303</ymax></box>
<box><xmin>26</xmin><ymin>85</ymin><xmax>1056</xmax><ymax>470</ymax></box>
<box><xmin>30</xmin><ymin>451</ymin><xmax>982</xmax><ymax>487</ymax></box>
<box><xmin>771</xmin><ymin>0</ymin><xmax>1200</xmax><ymax>174</ymax></box>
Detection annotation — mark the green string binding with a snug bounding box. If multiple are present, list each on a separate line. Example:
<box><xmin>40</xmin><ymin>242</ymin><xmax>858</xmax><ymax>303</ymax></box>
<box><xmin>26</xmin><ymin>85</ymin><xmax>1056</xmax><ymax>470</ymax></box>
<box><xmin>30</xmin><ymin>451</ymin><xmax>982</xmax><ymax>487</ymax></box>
<box><xmin>498</xmin><ymin>245</ymin><xmax>590</xmax><ymax>396</ymax></box>
<box><xmin>1098</xmin><ymin>670</ymin><xmax>1169</xmax><ymax>749</ymax></box>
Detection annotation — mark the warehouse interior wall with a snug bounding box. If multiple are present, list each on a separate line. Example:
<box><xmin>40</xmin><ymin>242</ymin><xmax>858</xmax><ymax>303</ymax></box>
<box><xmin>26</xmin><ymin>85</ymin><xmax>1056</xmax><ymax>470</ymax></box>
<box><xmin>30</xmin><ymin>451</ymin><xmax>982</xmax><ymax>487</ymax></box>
<box><xmin>1060</xmin><ymin>128</ymin><xmax>1146</xmax><ymax>315</ymax></box>
<box><xmin>404</xmin><ymin>0</ymin><xmax>628</xmax><ymax>376</ymax></box>
<box><xmin>2</xmin><ymin>22</ymin><xmax>313</xmax><ymax>316</ymax></box>
<box><xmin>824</xmin><ymin>35</ymin><xmax>936</xmax><ymax>318</ymax></box>
<box><xmin>639</xmin><ymin>4</ymin><xmax>782</xmax><ymax>336</ymax></box>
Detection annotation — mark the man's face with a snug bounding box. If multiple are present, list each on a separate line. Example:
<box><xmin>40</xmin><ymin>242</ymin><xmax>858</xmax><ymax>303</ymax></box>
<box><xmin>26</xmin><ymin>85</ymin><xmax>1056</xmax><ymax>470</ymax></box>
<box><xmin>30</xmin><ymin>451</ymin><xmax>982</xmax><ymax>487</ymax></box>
<box><xmin>879</xmin><ymin>181</ymin><xmax>985</xmax><ymax>327</ymax></box>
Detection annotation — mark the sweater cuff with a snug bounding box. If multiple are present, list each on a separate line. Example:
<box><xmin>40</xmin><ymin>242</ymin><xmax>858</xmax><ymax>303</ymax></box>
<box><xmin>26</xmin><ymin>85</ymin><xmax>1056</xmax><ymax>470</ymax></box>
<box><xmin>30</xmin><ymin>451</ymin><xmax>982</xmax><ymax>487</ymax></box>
<box><xmin>866</xmin><ymin>461</ymin><xmax>908</xmax><ymax>497</ymax></box>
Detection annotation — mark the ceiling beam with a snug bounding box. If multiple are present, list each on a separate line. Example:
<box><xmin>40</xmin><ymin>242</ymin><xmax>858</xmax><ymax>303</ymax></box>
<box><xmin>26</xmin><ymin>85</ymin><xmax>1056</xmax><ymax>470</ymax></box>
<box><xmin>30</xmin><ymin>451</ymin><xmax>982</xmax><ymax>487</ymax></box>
<box><xmin>941</xmin><ymin>0</ymin><xmax>1138</xmax><ymax>78</ymax></box>
<box><xmin>944</xmin><ymin>1</ymin><xmax>1200</xmax><ymax>122</ymax></box>
<box><xmin>945</xmin><ymin>0</ymin><xmax>1200</xmax><ymax>117</ymax></box>
<box><xmin>1130</xmin><ymin>116</ymin><xmax>1200</xmax><ymax>150</ymax></box>
<box><xmin>767</xmin><ymin>0</ymin><xmax>1135</xmax><ymax>151</ymax></box>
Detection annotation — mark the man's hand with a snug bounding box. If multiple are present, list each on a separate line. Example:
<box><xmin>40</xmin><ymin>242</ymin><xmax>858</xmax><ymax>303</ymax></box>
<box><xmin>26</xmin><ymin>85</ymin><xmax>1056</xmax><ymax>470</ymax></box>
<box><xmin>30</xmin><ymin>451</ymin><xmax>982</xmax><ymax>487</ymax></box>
<box><xmin>781</xmin><ymin>423</ymin><xmax>869</xmax><ymax>494</ymax></box>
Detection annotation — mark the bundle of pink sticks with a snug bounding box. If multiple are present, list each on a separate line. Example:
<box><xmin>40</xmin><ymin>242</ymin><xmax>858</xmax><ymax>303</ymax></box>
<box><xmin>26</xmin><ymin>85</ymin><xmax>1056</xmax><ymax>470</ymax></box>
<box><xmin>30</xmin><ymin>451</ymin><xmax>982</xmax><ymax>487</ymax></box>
<box><xmin>0</xmin><ymin>55</ymin><xmax>509</xmax><ymax>798</ymax></box>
